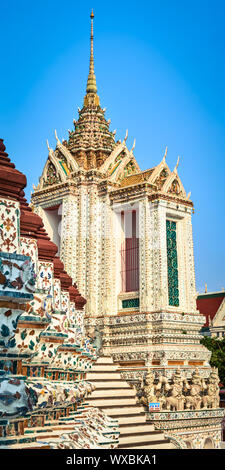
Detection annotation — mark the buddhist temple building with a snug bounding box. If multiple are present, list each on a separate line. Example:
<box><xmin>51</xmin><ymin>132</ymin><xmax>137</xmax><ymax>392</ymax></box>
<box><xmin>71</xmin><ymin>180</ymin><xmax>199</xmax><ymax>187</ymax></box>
<box><xmin>32</xmin><ymin>11</ymin><xmax>210</xmax><ymax>382</ymax></box>
<box><xmin>197</xmin><ymin>290</ymin><xmax>225</xmax><ymax>338</ymax></box>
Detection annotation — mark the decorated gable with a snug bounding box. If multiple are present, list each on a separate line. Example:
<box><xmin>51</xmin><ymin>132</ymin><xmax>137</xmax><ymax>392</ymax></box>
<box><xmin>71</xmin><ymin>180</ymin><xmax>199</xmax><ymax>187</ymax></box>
<box><xmin>43</xmin><ymin>162</ymin><xmax>62</xmax><ymax>187</ymax></box>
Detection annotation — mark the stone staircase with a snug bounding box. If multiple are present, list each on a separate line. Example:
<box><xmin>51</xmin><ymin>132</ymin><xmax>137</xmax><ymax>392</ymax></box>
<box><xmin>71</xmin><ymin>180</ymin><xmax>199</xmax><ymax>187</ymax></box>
<box><xmin>85</xmin><ymin>356</ymin><xmax>175</xmax><ymax>449</ymax></box>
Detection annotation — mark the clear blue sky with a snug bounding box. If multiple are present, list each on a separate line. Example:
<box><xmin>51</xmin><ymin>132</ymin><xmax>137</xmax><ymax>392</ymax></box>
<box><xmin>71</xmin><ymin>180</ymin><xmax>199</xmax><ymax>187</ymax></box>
<box><xmin>0</xmin><ymin>0</ymin><xmax>224</xmax><ymax>293</ymax></box>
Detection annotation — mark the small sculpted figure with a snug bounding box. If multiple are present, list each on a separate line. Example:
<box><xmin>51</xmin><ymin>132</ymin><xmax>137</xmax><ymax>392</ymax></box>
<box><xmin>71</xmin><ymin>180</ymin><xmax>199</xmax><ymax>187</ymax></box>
<box><xmin>165</xmin><ymin>369</ymin><xmax>185</xmax><ymax>411</ymax></box>
<box><xmin>140</xmin><ymin>370</ymin><xmax>157</xmax><ymax>406</ymax></box>
<box><xmin>185</xmin><ymin>369</ymin><xmax>205</xmax><ymax>410</ymax></box>
<box><xmin>202</xmin><ymin>368</ymin><xmax>220</xmax><ymax>409</ymax></box>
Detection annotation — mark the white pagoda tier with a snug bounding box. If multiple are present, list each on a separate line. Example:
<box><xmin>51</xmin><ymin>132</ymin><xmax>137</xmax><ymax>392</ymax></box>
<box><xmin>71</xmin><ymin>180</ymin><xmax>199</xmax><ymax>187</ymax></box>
<box><xmin>32</xmin><ymin>12</ymin><xmax>211</xmax><ymax>383</ymax></box>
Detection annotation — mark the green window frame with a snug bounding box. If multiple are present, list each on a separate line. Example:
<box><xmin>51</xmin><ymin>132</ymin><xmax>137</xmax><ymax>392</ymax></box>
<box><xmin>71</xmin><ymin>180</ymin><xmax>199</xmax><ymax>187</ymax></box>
<box><xmin>122</xmin><ymin>298</ymin><xmax>139</xmax><ymax>309</ymax></box>
<box><xmin>166</xmin><ymin>220</ymin><xmax>179</xmax><ymax>306</ymax></box>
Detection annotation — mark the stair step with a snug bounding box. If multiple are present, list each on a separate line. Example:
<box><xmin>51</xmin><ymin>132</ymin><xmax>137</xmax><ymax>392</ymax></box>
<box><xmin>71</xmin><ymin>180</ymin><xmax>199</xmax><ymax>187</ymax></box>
<box><xmin>119</xmin><ymin>424</ymin><xmax>155</xmax><ymax>434</ymax></box>
<box><xmin>86</xmin><ymin>397</ymin><xmax>137</xmax><ymax>407</ymax></box>
<box><xmin>119</xmin><ymin>443</ymin><xmax>174</xmax><ymax>449</ymax></box>
<box><xmin>90</xmin><ymin>389</ymin><xmax>135</xmax><ymax>397</ymax></box>
<box><xmin>87</xmin><ymin>402</ymin><xmax>141</xmax><ymax>409</ymax></box>
<box><xmin>101</xmin><ymin>407</ymin><xmax>145</xmax><ymax>416</ymax></box>
<box><xmin>91</xmin><ymin>381</ymin><xmax>129</xmax><ymax>388</ymax></box>
<box><xmin>86</xmin><ymin>372</ymin><xmax>121</xmax><ymax>380</ymax></box>
<box><xmin>91</xmin><ymin>365</ymin><xmax>119</xmax><ymax>371</ymax></box>
<box><xmin>118</xmin><ymin>439</ymin><xmax>173</xmax><ymax>449</ymax></box>
<box><xmin>119</xmin><ymin>432</ymin><xmax>165</xmax><ymax>445</ymax></box>
<box><xmin>117</xmin><ymin>415</ymin><xmax>147</xmax><ymax>425</ymax></box>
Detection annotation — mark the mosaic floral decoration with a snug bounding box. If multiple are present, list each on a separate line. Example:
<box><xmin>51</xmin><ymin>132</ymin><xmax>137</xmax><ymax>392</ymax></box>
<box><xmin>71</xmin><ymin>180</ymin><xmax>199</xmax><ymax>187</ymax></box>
<box><xmin>0</xmin><ymin>199</ymin><xmax>20</xmax><ymax>253</ymax></box>
<box><xmin>0</xmin><ymin>252</ymin><xmax>36</xmax><ymax>299</ymax></box>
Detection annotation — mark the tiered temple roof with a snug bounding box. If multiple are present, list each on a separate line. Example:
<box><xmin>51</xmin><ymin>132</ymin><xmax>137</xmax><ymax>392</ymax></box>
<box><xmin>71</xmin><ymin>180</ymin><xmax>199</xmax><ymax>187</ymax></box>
<box><xmin>66</xmin><ymin>10</ymin><xmax>116</xmax><ymax>169</ymax></box>
<box><xmin>32</xmin><ymin>12</ymin><xmax>192</xmax><ymax>208</ymax></box>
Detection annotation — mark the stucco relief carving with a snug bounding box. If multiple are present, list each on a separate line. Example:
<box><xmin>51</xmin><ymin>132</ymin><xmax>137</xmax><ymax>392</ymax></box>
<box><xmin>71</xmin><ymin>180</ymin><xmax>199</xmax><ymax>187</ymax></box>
<box><xmin>139</xmin><ymin>368</ymin><xmax>221</xmax><ymax>412</ymax></box>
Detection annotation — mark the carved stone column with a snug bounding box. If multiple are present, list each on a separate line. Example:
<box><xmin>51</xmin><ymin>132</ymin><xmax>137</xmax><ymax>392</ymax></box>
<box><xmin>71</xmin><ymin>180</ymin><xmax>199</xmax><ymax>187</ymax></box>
<box><xmin>60</xmin><ymin>195</ymin><xmax>78</xmax><ymax>282</ymax></box>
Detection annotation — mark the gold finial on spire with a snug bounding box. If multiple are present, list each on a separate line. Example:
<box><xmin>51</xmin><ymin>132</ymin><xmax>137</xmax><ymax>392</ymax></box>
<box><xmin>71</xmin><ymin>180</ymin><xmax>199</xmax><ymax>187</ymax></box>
<box><xmin>86</xmin><ymin>9</ymin><xmax>97</xmax><ymax>95</ymax></box>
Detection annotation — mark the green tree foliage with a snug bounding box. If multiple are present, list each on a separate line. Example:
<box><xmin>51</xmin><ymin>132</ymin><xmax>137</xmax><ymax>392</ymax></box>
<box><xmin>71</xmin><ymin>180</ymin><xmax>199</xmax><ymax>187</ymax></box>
<box><xmin>201</xmin><ymin>336</ymin><xmax>225</xmax><ymax>385</ymax></box>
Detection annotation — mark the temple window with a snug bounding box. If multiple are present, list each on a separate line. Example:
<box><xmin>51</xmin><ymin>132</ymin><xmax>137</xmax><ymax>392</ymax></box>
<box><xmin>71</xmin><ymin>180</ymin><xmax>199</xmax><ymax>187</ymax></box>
<box><xmin>166</xmin><ymin>219</ymin><xmax>179</xmax><ymax>306</ymax></box>
<box><xmin>121</xmin><ymin>210</ymin><xmax>139</xmax><ymax>292</ymax></box>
